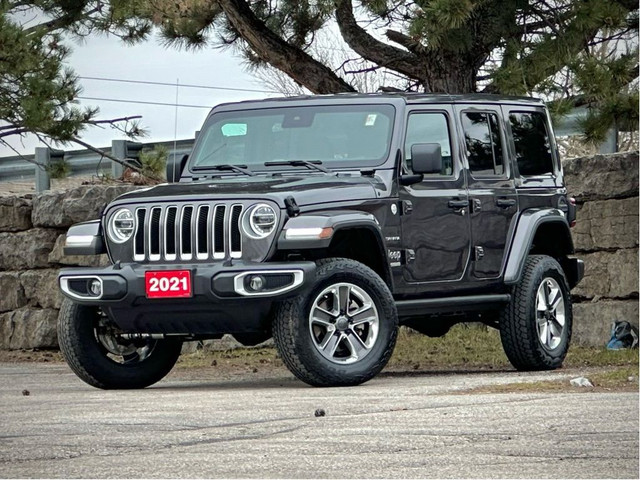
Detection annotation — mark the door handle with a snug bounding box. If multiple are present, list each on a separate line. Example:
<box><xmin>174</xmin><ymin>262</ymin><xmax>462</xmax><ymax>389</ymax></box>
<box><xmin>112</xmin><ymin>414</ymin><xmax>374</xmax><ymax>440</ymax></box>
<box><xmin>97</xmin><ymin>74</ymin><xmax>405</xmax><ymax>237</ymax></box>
<box><xmin>496</xmin><ymin>198</ymin><xmax>516</xmax><ymax>208</ymax></box>
<box><xmin>448</xmin><ymin>199</ymin><xmax>469</xmax><ymax>209</ymax></box>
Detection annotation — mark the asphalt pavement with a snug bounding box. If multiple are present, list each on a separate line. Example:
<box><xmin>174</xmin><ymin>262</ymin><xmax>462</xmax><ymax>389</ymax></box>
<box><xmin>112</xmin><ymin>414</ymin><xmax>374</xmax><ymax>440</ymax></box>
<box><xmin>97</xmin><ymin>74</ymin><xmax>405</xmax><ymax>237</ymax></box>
<box><xmin>0</xmin><ymin>363</ymin><xmax>637</xmax><ymax>478</ymax></box>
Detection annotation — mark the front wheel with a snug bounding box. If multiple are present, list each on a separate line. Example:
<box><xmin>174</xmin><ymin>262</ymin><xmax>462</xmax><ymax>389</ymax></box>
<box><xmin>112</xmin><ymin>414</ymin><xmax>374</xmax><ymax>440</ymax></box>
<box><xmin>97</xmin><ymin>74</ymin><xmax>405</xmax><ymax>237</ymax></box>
<box><xmin>273</xmin><ymin>258</ymin><xmax>398</xmax><ymax>387</ymax></box>
<box><xmin>500</xmin><ymin>255</ymin><xmax>573</xmax><ymax>370</ymax></box>
<box><xmin>58</xmin><ymin>299</ymin><xmax>182</xmax><ymax>389</ymax></box>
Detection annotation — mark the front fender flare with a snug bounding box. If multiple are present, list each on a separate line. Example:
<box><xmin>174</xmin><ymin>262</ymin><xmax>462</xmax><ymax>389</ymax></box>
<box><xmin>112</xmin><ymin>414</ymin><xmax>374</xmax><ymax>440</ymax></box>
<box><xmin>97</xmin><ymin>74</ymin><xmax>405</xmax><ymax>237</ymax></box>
<box><xmin>277</xmin><ymin>211</ymin><xmax>384</xmax><ymax>250</ymax></box>
<box><xmin>63</xmin><ymin>219</ymin><xmax>106</xmax><ymax>256</ymax></box>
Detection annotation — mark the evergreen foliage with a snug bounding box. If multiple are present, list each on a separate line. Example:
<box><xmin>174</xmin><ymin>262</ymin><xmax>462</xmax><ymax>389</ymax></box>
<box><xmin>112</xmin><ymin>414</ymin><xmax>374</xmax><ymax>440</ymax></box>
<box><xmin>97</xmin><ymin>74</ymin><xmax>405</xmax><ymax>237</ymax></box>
<box><xmin>0</xmin><ymin>1</ymin><xmax>637</xmax><ymax>150</ymax></box>
<box><xmin>121</xmin><ymin>0</ymin><xmax>638</xmax><ymax>139</ymax></box>
<box><xmin>138</xmin><ymin>144</ymin><xmax>168</xmax><ymax>178</ymax></box>
<box><xmin>0</xmin><ymin>1</ymin><xmax>145</xmax><ymax>153</ymax></box>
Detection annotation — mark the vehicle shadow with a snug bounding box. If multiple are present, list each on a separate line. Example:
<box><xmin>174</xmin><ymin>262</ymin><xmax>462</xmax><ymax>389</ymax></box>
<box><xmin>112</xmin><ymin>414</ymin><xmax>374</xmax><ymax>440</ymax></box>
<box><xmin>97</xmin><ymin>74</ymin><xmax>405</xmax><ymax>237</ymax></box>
<box><xmin>153</xmin><ymin>366</ymin><xmax>519</xmax><ymax>391</ymax></box>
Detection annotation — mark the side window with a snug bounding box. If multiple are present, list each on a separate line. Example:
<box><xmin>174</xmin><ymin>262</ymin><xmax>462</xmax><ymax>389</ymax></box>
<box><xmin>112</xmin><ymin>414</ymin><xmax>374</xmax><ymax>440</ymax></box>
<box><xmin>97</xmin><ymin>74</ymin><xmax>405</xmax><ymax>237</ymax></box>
<box><xmin>509</xmin><ymin>111</ymin><xmax>555</xmax><ymax>176</ymax></box>
<box><xmin>404</xmin><ymin>112</ymin><xmax>453</xmax><ymax>176</ymax></box>
<box><xmin>461</xmin><ymin>112</ymin><xmax>504</xmax><ymax>177</ymax></box>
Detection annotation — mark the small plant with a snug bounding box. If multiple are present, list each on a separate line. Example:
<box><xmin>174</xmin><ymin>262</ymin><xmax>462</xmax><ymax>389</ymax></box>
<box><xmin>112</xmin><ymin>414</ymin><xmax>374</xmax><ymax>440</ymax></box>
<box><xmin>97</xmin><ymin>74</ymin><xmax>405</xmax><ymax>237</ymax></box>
<box><xmin>138</xmin><ymin>145</ymin><xmax>168</xmax><ymax>179</ymax></box>
<box><xmin>45</xmin><ymin>157</ymin><xmax>71</xmax><ymax>179</ymax></box>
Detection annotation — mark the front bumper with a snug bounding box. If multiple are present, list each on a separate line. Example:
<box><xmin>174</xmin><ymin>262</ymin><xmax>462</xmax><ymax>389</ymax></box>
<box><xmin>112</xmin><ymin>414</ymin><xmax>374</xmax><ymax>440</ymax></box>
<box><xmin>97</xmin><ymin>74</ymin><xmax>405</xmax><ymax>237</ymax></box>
<box><xmin>58</xmin><ymin>261</ymin><xmax>315</xmax><ymax>334</ymax></box>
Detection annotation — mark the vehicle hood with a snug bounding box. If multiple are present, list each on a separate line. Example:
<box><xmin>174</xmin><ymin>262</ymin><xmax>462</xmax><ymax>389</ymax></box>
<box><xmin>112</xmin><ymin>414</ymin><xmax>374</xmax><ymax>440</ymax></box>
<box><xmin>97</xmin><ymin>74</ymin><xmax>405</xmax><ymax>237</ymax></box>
<box><xmin>112</xmin><ymin>174</ymin><xmax>380</xmax><ymax>209</ymax></box>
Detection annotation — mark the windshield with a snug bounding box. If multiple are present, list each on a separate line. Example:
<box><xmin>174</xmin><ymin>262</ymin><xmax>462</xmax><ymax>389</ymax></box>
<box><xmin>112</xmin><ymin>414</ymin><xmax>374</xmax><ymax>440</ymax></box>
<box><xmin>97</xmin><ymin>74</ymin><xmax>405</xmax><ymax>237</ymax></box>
<box><xmin>189</xmin><ymin>104</ymin><xmax>395</xmax><ymax>171</ymax></box>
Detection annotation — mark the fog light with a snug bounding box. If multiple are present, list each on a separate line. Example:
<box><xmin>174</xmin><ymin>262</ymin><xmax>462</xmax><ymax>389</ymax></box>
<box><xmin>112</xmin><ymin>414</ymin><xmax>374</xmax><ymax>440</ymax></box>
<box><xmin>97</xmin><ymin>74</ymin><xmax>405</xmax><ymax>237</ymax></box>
<box><xmin>248</xmin><ymin>275</ymin><xmax>265</xmax><ymax>292</ymax></box>
<box><xmin>88</xmin><ymin>279</ymin><xmax>102</xmax><ymax>297</ymax></box>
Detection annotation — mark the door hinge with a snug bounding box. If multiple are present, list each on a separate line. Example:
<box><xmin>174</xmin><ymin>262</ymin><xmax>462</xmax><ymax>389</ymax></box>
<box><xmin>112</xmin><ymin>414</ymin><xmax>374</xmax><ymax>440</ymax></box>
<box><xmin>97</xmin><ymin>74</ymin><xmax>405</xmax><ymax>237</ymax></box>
<box><xmin>471</xmin><ymin>198</ymin><xmax>482</xmax><ymax>214</ymax></box>
<box><xmin>473</xmin><ymin>246</ymin><xmax>485</xmax><ymax>261</ymax></box>
<box><xmin>405</xmin><ymin>249</ymin><xmax>416</xmax><ymax>263</ymax></box>
<box><xmin>402</xmin><ymin>200</ymin><xmax>413</xmax><ymax>215</ymax></box>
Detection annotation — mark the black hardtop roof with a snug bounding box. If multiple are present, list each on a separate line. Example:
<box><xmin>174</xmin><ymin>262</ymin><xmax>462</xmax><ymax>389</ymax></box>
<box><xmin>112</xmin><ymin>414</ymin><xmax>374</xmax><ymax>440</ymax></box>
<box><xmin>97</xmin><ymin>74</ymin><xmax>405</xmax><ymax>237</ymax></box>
<box><xmin>213</xmin><ymin>92</ymin><xmax>545</xmax><ymax>111</ymax></box>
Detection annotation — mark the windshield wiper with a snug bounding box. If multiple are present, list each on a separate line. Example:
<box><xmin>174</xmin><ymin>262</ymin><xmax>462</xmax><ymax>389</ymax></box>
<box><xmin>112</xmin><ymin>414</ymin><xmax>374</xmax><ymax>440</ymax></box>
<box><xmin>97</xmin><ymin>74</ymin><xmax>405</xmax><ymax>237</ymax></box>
<box><xmin>264</xmin><ymin>160</ymin><xmax>331</xmax><ymax>174</ymax></box>
<box><xmin>197</xmin><ymin>164</ymin><xmax>255</xmax><ymax>176</ymax></box>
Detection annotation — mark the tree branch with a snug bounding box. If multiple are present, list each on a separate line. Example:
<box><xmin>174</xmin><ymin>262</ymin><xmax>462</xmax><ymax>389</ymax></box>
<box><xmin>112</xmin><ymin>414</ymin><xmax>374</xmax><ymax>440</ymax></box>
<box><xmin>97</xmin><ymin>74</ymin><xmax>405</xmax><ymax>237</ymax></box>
<box><xmin>216</xmin><ymin>0</ymin><xmax>354</xmax><ymax>94</ymax></box>
<box><xmin>334</xmin><ymin>0</ymin><xmax>425</xmax><ymax>82</ymax></box>
<box><xmin>70</xmin><ymin>136</ymin><xmax>161</xmax><ymax>183</ymax></box>
<box><xmin>385</xmin><ymin>29</ymin><xmax>426</xmax><ymax>55</ymax></box>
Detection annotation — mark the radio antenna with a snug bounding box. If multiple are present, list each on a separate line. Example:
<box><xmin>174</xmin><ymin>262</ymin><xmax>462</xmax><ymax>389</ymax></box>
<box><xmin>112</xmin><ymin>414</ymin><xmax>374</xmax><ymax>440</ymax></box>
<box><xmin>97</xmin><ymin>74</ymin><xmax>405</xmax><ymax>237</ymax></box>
<box><xmin>173</xmin><ymin>78</ymin><xmax>179</xmax><ymax>181</ymax></box>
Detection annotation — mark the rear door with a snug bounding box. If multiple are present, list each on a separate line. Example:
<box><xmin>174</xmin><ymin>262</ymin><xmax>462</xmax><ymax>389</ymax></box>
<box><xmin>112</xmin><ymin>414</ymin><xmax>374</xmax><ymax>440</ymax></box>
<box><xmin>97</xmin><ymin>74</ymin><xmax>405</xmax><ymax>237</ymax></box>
<box><xmin>455</xmin><ymin>105</ymin><xmax>518</xmax><ymax>279</ymax></box>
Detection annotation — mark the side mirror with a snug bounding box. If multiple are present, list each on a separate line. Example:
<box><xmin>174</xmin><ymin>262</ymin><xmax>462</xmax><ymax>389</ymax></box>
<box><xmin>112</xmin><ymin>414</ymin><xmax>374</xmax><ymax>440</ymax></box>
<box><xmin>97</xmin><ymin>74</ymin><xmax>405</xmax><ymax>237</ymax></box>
<box><xmin>411</xmin><ymin>143</ymin><xmax>442</xmax><ymax>175</ymax></box>
<box><xmin>166</xmin><ymin>154</ymin><xmax>188</xmax><ymax>183</ymax></box>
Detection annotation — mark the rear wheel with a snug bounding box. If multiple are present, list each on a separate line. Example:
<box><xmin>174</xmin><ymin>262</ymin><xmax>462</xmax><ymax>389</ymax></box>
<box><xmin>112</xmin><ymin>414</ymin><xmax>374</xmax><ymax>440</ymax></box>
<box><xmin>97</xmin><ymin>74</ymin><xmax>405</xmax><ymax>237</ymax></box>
<box><xmin>58</xmin><ymin>299</ymin><xmax>182</xmax><ymax>389</ymax></box>
<box><xmin>273</xmin><ymin>258</ymin><xmax>398</xmax><ymax>387</ymax></box>
<box><xmin>500</xmin><ymin>255</ymin><xmax>572</xmax><ymax>370</ymax></box>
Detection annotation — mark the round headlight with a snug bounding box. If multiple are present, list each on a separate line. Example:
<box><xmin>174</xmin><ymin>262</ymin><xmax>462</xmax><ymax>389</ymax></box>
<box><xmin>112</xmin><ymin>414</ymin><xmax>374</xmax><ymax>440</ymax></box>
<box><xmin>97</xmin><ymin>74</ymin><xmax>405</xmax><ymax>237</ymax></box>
<box><xmin>108</xmin><ymin>208</ymin><xmax>135</xmax><ymax>243</ymax></box>
<box><xmin>243</xmin><ymin>204</ymin><xmax>277</xmax><ymax>239</ymax></box>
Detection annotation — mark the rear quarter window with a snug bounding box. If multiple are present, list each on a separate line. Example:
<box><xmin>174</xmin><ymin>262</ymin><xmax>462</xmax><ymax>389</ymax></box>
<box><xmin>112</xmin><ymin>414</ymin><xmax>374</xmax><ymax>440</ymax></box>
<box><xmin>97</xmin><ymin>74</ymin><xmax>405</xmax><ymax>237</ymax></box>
<box><xmin>509</xmin><ymin>111</ymin><xmax>555</xmax><ymax>176</ymax></box>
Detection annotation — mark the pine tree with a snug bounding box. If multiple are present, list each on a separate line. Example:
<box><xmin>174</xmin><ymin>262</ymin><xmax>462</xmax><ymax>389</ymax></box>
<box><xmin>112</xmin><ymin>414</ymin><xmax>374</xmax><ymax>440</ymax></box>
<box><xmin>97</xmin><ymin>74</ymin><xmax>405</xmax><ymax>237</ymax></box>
<box><xmin>0</xmin><ymin>1</ymin><xmax>146</xmax><ymax>155</ymax></box>
<box><xmin>117</xmin><ymin>0</ymin><xmax>638</xmax><ymax>139</ymax></box>
<box><xmin>2</xmin><ymin>1</ymin><xmax>637</xmax><ymax>150</ymax></box>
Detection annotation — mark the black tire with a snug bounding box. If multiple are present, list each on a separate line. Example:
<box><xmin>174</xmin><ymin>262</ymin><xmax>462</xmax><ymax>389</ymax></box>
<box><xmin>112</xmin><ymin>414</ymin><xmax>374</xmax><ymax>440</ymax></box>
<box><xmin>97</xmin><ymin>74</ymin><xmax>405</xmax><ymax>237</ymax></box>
<box><xmin>273</xmin><ymin>258</ymin><xmax>398</xmax><ymax>387</ymax></box>
<box><xmin>57</xmin><ymin>299</ymin><xmax>182</xmax><ymax>389</ymax></box>
<box><xmin>500</xmin><ymin>255</ymin><xmax>573</xmax><ymax>371</ymax></box>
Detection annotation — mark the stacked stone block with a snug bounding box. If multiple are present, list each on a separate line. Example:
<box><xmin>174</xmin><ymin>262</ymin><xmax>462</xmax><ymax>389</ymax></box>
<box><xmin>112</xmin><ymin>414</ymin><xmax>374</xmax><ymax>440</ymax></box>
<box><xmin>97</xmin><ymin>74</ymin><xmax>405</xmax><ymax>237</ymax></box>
<box><xmin>564</xmin><ymin>152</ymin><xmax>639</xmax><ymax>346</ymax></box>
<box><xmin>0</xmin><ymin>186</ymin><xmax>137</xmax><ymax>349</ymax></box>
<box><xmin>0</xmin><ymin>152</ymin><xmax>637</xmax><ymax>349</ymax></box>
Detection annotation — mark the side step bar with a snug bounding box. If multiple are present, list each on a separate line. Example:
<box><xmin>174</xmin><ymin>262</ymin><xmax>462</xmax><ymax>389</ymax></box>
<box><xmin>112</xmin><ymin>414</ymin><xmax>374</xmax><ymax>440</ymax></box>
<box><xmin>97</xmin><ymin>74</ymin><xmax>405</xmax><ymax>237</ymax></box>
<box><xmin>395</xmin><ymin>294</ymin><xmax>511</xmax><ymax>317</ymax></box>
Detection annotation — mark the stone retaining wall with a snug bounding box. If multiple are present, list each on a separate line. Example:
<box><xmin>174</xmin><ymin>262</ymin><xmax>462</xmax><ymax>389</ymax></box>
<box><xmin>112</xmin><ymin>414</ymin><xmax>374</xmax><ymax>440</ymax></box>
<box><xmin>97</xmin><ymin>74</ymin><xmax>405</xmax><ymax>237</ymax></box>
<box><xmin>564</xmin><ymin>152</ymin><xmax>639</xmax><ymax>346</ymax></box>
<box><xmin>0</xmin><ymin>186</ymin><xmax>136</xmax><ymax>349</ymax></box>
<box><xmin>0</xmin><ymin>152</ymin><xmax>637</xmax><ymax>349</ymax></box>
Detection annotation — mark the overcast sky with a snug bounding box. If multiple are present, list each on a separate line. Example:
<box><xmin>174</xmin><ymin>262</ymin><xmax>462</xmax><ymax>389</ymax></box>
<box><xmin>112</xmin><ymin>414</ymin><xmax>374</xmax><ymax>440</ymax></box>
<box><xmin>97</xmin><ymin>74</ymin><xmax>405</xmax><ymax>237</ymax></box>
<box><xmin>1</xmin><ymin>32</ymin><xmax>282</xmax><ymax>157</ymax></box>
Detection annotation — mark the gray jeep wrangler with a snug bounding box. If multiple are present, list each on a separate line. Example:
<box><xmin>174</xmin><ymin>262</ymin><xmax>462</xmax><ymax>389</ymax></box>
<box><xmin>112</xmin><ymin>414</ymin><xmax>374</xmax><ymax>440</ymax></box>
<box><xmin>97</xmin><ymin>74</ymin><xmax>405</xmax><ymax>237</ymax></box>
<box><xmin>57</xmin><ymin>93</ymin><xmax>584</xmax><ymax>388</ymax></box>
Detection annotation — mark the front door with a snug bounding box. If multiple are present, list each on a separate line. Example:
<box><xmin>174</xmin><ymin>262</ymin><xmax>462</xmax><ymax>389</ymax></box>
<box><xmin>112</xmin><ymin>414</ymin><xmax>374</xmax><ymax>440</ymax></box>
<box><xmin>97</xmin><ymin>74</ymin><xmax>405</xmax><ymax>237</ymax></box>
<box><xmin>455</xmin><ymin>105</ymin><xmax>518</xmax><ymax>279</ymax></box>
<box><xmin>399</xmin><ymin>107</ymin><xmax>471</xmax><ymax>284</ymax></box>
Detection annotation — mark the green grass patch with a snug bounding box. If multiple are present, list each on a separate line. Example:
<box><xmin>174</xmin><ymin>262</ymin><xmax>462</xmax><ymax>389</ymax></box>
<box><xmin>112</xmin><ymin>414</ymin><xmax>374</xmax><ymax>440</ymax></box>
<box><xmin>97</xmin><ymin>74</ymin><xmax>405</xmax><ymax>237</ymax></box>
<box><xmin>467</xmin><ymin>366</ymin><xmax>639</xmax><ymax>394</ymax></box>
<box><xmin>387</xmin><ymin>324</ymin><xmax>509</xmax><ymax>370</ymax></box>
<box><xmin>388</xmin><ymin>324</ymin><xmax>640</xmax><ymax>371</ymax></box>
<box><xmin>175</xmin><ymin>324</ymin><xmax>639</xmax><ymax>373</ymax></box>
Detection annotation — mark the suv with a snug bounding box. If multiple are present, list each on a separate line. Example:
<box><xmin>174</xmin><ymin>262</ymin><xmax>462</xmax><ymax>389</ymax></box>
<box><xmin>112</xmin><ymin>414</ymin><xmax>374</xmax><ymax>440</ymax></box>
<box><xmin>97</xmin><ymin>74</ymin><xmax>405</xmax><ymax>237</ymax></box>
<box><xmin>57</xmin><ymin>93</ymin><xmax>584</xmax><ymax>389</ymax></box>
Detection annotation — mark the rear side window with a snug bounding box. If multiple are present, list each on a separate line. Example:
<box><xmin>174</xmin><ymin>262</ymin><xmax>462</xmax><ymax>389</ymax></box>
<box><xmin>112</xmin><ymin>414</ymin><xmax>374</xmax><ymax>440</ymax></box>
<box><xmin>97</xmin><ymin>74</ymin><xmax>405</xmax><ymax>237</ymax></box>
<box><xmin>461</xmin><ymin>112</ymin><xmax>504</xmax><ymax>176</ymax></box>
<box><xmin>509</xmin><ymin>112</ymin><xmax>555</xmax><ymax>176</ymax></box>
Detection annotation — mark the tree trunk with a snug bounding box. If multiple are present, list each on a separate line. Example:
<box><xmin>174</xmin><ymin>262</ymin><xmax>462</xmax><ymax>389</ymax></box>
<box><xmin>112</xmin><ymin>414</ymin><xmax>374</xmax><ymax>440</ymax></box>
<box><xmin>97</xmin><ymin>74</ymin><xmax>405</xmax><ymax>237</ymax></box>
<box><xmin>422</xmin><ymin>53</ymin><xmax>477</xmax><ymax>94</ymax></box>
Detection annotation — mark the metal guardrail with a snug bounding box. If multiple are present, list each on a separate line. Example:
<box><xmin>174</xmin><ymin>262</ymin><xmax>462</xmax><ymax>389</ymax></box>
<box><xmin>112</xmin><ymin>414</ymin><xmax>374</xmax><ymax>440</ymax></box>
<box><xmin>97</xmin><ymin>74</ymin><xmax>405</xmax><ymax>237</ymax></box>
<box><xmin>0</xmin><ymin>138</ymin><xmax>195</xmax><ymax>186</ymax></box>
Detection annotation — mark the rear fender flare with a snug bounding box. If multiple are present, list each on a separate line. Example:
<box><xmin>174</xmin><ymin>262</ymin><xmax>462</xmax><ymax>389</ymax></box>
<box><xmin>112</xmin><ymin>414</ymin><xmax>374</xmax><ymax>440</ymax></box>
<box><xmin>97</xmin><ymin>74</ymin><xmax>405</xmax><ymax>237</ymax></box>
<box><xmin>504</xmin><ymin>209</ymin><xmax>574</xmax><ymax>285</ymax></box>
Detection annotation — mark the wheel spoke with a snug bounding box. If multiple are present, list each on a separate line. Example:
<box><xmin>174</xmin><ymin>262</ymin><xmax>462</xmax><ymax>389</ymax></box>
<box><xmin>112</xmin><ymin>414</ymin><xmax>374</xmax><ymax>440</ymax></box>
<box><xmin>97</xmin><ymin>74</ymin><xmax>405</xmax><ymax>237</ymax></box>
<box><xmin>344</xmin><ymin>330</ymin><xmax>368</xmax><ymax>360</ymax></box>
<box><xmin>551</xmin><ymin>315</ymin><xmax>565</xmax><ymax>332</ymax></box>
<box><xmin>536</xmin><ymin>288</ymin><xmax>547</xmax><ymax>311</ymax></box>
<box><xmin>317</xmin><ymin>325</ymin><xmax>337</xmax><ymax>349</ymax></box>
<box><xmin>321</xmin><ymin>331</ymin><xmax>342</xmax><ymax>356</ymax></box>
<box><xmin>338</xmin><ymin>285</ymin><xmax>351</xmax><ymax>313</ymax></box>
<box><xmin>545</xmin><ymin>320</ymin><xmax>552</xmax><ymax>347</ymax></box>
<box><xmin>311</xmin><ymin>308</ymin><xmax>334</xmax><ymax>327</ymax></box>
<box><xmin>351</xmin><ymin>305</ymin><xmax>376</xmax><ymax>326</ymax></box>
<box><xmin>549</xmin><ymin>320</ymin><xmax>562</xmax><ymax>338</ymax></box>
<box><xmin>550</xmin><ymin>289</ymin><xmax>563</xmax><ymax>312</ymax></box>
<box><xmin>543</xmin><ymin>281</ymin><xmax>552</xmax><ymax>306</ymax></box>
<box><xmin>538</xmin><ymin>322</ymin><xmax>548</xmax><ymax>345</ymax></box>
<box><xmin>350</xmin><ymin>302</ymin><xmax>373</xmax><ymax>319</ymax></box>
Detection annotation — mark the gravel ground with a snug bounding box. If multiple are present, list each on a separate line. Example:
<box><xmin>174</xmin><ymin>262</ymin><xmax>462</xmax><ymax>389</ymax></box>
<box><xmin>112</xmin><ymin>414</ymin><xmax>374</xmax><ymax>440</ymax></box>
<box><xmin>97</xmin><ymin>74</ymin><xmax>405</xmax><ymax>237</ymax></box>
<box><xmin>0</xmin><ymin>362</ymin><xmax>637</xmax><ymax>479</ymax></box>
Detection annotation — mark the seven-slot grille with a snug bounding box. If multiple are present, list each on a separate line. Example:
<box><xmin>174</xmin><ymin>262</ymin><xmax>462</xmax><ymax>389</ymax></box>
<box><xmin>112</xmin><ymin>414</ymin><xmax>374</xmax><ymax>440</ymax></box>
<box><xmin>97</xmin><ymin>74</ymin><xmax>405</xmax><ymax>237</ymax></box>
<box><xmin>133</xmin><ymin>203</ymin><xmax>243</xmax><ymax>262</ymax></box>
